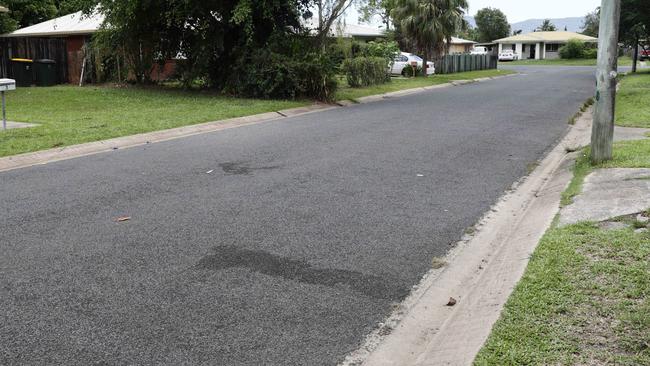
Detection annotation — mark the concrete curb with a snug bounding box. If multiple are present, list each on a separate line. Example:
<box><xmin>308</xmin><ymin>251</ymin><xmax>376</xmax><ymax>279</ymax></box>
<box><xmin>0</xmin><ymin>73</ymin><xmax>516</xmax><ymax>173</ymax></box>
<box><xmin>354</xmin><ymin>74</ymin><xmax>516</xmax><ymax>105</ymax></box>
<box><xmin>342</xmin><ymin>109</ymin><xmax>593</xmax><ymax>366</ymax></box>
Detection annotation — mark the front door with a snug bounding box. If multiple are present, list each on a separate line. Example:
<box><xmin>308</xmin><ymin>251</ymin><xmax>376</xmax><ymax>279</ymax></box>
<box><xmin>530</xmin><ymin>44</ymin><xmax>536</xmax><ymax>59</ymax></box>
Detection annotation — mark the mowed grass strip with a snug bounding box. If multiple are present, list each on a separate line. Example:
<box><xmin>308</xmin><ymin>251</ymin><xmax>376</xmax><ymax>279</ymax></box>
<box><xmin>474</xmin><ymin>222</ymin><xmax>650</xmax><ymax>365</ymax></box>
<box><xmin>0</xmin><ymin>86</ymin><xmax>306</xmax><ymax>158</ymax></box>
<box><xmin>561</xmin><ymin>138</ymin><xmax>650</xmax><ymax>206</ymax></box>
<box><xmin>616</xmin><ymin>69</ymin><xmax>650</xmax><ymax>128</ymax></box>
<box><xmin>336</xmin><ymin>69</ymin><xmax>515</xmax><ymax>102</ymax></box>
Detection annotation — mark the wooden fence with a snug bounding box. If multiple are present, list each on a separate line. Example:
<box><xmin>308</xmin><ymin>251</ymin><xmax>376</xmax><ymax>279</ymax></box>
<box><xmin>0</xmin><ymin>37</ymin><xmax>68</xmax><ymax>83</ymax></box>
<box><xmin>435</xmin><ymin>54</ymin><xmax>497</xmax><ymax>74</ymax></box>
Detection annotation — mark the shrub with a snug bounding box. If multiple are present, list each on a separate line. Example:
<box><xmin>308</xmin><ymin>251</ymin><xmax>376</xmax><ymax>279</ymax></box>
<box><xmin>364</xmin><ymin>41</ymin><xmax>400</xmax><ymax>63</ymax></box>
<box><xmin>342</xmin><ymin>56</ymin><xmax>390</xmax><ymax>88</ymax></box>
<box><xmin>350</xmin><ymin>41</ymin><xmax>368</xmax><ymax>58</ymax></box>
<box><xmin>583</xmin><ymin>47</ymin><xmax>598</xmax><ymax>59</ymax></box>
<box><xmin>559</xmin><ymin>39</ymin><xmax>586</xmax><ymax>59</ymax></box>
<box><xmin>227</xmin><ymin>50</ymin><xmax>338</xmax><ymax>101</ymax></box>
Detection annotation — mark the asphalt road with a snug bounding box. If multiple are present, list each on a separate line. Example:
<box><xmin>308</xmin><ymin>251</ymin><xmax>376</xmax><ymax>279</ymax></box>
<box><xmin>1</xmin><ymin>66</ymin><xmax>596</xmax><ymax>365</ymax></box>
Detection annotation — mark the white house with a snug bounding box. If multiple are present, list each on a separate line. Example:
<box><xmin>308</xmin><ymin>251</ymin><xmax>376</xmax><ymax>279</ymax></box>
<box><xmin>494</xmin><ymin>31</ymin><xmax>598</xmax><ymax>60</ymax></box>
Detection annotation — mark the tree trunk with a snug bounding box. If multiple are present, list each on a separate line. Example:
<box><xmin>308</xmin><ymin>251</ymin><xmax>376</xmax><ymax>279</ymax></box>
<box><xmin>632</xmin><ymin>36</ymin><xmax>639</xmax><ymax>73</ymax></box>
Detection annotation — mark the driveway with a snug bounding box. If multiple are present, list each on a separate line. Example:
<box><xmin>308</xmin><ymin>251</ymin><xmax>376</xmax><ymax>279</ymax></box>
<box><xmin>0</xmin><ymin>66</ymin><xmax>595</xmax><ymax>365</ymax></box>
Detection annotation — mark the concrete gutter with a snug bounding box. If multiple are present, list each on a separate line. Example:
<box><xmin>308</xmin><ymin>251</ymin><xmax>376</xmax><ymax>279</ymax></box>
<box><xmin>0</xmin><ymin>74</ymin><xmax>515</xmax><ymax>173</ymax></box>
<box><xmin>342</xmin><ymin>110</ymin><xmax>594</xmax><ymax>366</ymax></box>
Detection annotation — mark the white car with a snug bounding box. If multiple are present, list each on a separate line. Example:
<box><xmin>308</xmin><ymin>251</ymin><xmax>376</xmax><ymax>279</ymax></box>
<box><xmin>498</xmin><ymin>50</ymin><xmax>520</xmax><ymax>61</ymax></box>
<box><xmin>392</xmin><ymin>52</ymin><xmax>435</xmax><ymax>76</ymax></box>
<box><xmin>470</xmin><ymin>46</ymin><xmax>488</xmax><ymax>55</ymax></box>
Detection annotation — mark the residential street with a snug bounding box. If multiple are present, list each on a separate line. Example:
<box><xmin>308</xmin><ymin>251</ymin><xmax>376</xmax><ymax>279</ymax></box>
<box><xmin>1</xmin><ymin>66</ymin><xmax>596</xmax><ymax>365</ymax></box>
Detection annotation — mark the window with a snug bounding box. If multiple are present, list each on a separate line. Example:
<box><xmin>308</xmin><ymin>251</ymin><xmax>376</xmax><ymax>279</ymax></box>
<box><xmin>546</xmin><ymin>43</ymin><xmax>560</xmax><ymax>52</ymax></box>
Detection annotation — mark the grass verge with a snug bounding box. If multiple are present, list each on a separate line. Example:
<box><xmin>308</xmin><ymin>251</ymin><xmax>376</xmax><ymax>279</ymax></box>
<box><xmin>616</xmin><ymin>69</ymin><xmax>650</xmax><ymax>128</ymax></box>
<box><xmin>477</xmin><ymin>76</ymin><xmax>650</xmax><ymax>363</ymax></box>
<box><xmin>335</xmin><ymin>69</ymin><xmax>515</xmax><ymax>102</ymax></box>
<box><xmin>474</xmin><ymin>221</ymin><xmax>650</xmax><ymax>365</ymax></box>
<box><xmin>505</xmin><ymin>56</ymin><xmax>635</xmax><ymax>67</ymax></box>
<box><xmin>0</xmin><ymin>86</ymin><xmax>306</xmax><ymax>158</ymax></box>
<box><xmin>561</xmin><ymin>139</ymin><xmax>650</xmax><ymax>206</ymax></box>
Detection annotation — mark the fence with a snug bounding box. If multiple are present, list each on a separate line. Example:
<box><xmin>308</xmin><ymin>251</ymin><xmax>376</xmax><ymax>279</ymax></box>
<box><xmin>0</xmin><ymin>37</ymin><xmax>68</xmax><ymax>83</ymax></box>
<box><xmin>435</xmin><ymin>54</ymin><xmax>497</xmax><ymax>74</ymax></box>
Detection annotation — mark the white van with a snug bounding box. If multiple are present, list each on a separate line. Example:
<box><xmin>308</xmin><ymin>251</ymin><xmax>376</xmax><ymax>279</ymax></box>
<box><xmin>470</xmin><ymin>46</ymin><xmax>488</xmax><ymax>55</ymax></box>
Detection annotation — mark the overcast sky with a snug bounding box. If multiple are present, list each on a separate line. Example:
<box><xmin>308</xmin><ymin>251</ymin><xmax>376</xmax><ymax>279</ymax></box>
<box><xmin>465</xmin><ymin>0</ymin><xmax>600</xmax><ymax>22</ymax></box>
<box><xmin>347</xmin><ymin>0</ymin><xmax>601</xmax><ymax>25</ymax></box>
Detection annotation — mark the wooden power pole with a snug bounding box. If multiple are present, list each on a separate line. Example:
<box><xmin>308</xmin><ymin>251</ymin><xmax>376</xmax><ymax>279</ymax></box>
<box><xmin>591</xmin><ymin>0</ymin><xmax>622</xmax><ymax>164</ymax></box>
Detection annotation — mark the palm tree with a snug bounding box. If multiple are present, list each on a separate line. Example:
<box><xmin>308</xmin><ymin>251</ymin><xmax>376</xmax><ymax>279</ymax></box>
<box><xmin>536</xmin><ymin>19</ymin><xmax>557</xmax><ymax>32</ymax></box>
<box><xmin>392</xmin><ymin>0</ymin><xmax>468</xmax><ymax>76</ymax></box>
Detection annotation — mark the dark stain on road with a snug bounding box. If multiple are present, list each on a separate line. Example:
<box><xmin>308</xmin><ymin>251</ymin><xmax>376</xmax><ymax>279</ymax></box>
<box><xmin>197</xmin><ymin>245</ymin><xmax>408</xmax><ymax>300</ymax></box>
<box><xmin>219</xmin><ymin>162</ymin><xmax>280</xmax><ymax>175</ymax></box>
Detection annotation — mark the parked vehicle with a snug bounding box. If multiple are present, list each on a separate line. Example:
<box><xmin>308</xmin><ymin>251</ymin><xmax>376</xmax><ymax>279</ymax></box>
<box><xmin>640</xmin><ymin>48</ymin><xmax>650</xmax><ymax>61</ymax></box>
<box><xmin>498</xmin><ymin>49</ymin><xmax>520</xmax><ymax>61</ymax></box>
<box><xmin>470</xmin><ymin>46</ymin><xmax>488</xmax><ymax>55</ymax></box>
<box><xmin>392</xmin><ymin>52</ymin><xmax>435</xmax><ymax>76</ymax></box>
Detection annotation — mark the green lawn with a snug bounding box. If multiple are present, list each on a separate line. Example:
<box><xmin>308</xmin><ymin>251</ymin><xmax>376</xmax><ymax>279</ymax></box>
<box><xmin>616</xmin><ymin>69</ymin><xmax>650</xmax><ymax>128</ymax></box>
<box><xmin>335</xmin><ymin>69</ymin><xmax>515</xmax><ymax>101</ymax></box>
<box><xmin>505</xmin><ymin>56</ymin><xmax>636</xmax><ymax>66</ymax></box>
<box><xmin>0</xmin><ymin>86</ymin><xmax>306</xmax><ymax>158</ymax></box>
<box><xmin>475</xmin><ymin>221</ymin><xmax>650</xmax><ymax>365</ymax></box>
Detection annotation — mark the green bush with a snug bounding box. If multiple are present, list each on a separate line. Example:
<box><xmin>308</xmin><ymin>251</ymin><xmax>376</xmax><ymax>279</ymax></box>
<box><xmin>342</xmin><ymin>56</ymin><xmax>390</xmax><ymax>88</ymax></box>
<box><xmin>583</xmin><ymin>47</ymin><xmax>598</xmax><ymax>59</ymax></box>
<box><xmin>559</xmin><ymin>39</ymin><xmax>586</xmax><ymax>59</ymax></box>
<box><xmin>227</xmin><ymin>50</ymin><xmax>338</xmax><ymax>101</ymax></box>
<box><xmin>364</xmin><ymin>41</ymin><xmax>400</xmax><ymax>63</ymax></box>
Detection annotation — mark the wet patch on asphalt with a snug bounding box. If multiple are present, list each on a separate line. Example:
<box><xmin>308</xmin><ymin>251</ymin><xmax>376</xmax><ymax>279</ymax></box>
<box><xmin>219</xmin><ymin>162</ymin><xmax>280</xmax><ymax>175</ymax></box>
<box><xmin>197</xmin><ymin>246</ymin><xmax>408</xmax><ymax>300</ymax></box>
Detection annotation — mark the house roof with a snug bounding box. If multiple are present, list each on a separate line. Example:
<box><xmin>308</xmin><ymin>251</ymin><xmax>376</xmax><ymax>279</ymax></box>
<box><xmin>4</xmin><ymin>11</ymin><xmax>104</xmax><ymax>37</ymax></box>
<box><xmin>334</xmin><ymin>23</ymin><xmax>385</xmax><ymax>38</ymax></box>
<box><xmin>7</xmin><ymin>11</ymin><xmax>385</xmax><ymax>40</ymax></box>
<box><xmin>304</xmin><ymin>19</ymin><xmax>385</xmax><ymax>38</ymax></box>
<box><xmin>449</xmin><ymin>37</ymin><xmax>476</xmax><ymax>45</ymax></box>
<box><xmin>494</xmin><ymin>31</ymin><xmax>597</xmax><ymax>44</ymax></box>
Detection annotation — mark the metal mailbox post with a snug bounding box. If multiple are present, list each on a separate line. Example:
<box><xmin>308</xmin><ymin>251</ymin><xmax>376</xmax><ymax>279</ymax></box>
<box><xmin>0</xmin><ymin>78</ymin><xmax>16</xmax><ymax>130</ymax></box>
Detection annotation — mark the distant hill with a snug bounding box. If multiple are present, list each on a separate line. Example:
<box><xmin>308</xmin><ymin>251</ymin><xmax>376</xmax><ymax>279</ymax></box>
<box><xmin>464</xmin><ymin>16</ymin><xmax>476</xmax><ymax>28</ymax></box>
<box><xmin>464</xmin><ymin>16</ymin><xmax>585</xmax><ymax>35</ymax></box>
<box><xmin>511</xmin><ymin>17</ymin><xmax>584</xmax><ymax>33</ymax></box>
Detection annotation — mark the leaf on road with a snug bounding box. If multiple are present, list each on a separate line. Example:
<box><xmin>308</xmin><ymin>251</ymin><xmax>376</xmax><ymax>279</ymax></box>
<box><xmin>446</xmin><ymin>297</ymin><xmax>457</xmax><ymax>307</ymax></box>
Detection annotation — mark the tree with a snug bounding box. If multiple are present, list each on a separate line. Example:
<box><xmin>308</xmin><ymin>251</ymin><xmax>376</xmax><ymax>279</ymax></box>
<box><xmin>54</xmin><ymin>0</ymin><xmax>92</xmax><ymax>15</ymax></box>
<box><xmin>619</xmin><ymin>0</ymin><xmax>650</xmax><ymax>72</ymax></box>
<box><xmin>89</xmin><ymin>0</ymin><xmax>311</xmax><ymax>85</ymax></box>
<box><xmin>536</xmin><ymin>19</ymin><xmax>557</xmax><ymax>32</ymax></box>
<box><xmin>474</xmin><ymin>7</ymin><xmax>510</xmax><ymax>43</ymax></box>
<box><xmin>313</xmin><ymin>0</ymin><xmax>356</xmax><ymax>49</ymax></box>
<box><xmin>458</xmin><ymin>26</ymin><xmax>479</xmax><ymax>42</ymax></box>
<box><xmin>357</xmin><ymin>0</ymin><xmax>396</xmax><ymax>30</ymax></box>
<box><xmin>0</xmin><ymin>0</ymin><xmax>57</xmax><ymax>33</ymax></box>
<box><xmin>582</xmin><ymin>8</ymin><xmax>600</xmax><ymax>37</ymax></box>
<box><xmin>392</xmin><ymin>0</ymin><xmax>468</xmax><ymax>76</ymax></box>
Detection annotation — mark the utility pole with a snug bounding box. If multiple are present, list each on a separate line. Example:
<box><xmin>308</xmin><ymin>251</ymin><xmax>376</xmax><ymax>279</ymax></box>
<box><xmin>591</xmin><ymin>0</ymin><xmax>621</xmax><ymax>164</ymax></box>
